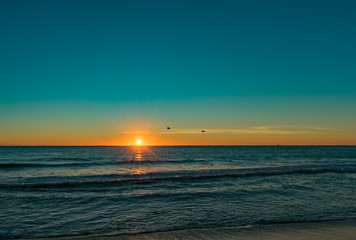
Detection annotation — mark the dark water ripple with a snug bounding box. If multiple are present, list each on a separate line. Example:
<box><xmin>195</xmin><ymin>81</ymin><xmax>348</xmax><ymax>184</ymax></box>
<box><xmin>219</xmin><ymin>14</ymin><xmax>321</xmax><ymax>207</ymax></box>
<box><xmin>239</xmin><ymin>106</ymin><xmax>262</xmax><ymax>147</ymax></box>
<box><xmin>1</xmin><ymin>146</ymin><xmax>356</xmax><ymax>239</ymax></box>
<box><xmin>1</xmin><ymin>163</ymin><xmax>356</xmax><ymax>188</ymax></box>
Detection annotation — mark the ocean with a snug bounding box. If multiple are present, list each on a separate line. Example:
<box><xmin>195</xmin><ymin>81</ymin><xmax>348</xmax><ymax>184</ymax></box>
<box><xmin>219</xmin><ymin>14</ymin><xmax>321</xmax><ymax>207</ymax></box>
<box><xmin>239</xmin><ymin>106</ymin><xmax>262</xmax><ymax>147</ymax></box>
<box><xmin>1</xmin><ymin>146</ymin><xmax>356</xmax><ymax>239</ymax></box>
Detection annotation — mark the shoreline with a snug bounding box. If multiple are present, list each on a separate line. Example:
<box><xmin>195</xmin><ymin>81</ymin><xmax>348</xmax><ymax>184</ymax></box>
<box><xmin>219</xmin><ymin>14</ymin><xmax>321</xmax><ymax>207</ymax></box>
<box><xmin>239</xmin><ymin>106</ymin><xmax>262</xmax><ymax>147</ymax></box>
<box><xmin>32</xmin><ymin>219</ymin><xmax>356</xmax><ymax>240</ymax></box>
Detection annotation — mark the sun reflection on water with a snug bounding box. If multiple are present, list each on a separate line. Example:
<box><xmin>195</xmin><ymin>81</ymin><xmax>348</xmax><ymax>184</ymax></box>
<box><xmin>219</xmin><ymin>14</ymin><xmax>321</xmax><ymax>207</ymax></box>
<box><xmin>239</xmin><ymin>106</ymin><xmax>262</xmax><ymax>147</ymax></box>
<box><xmin>134</xmin><ymin>148</ymin><xmax>143</xmax><ymax>161</ymax></box>
<box><xmin>115</xmin><ymin>146</ymin><xmax>165</xmax><ymax>176</ymax></box>
<box><xmin>124</xmin><ymin>146</ymin><xmax>159</xmax><ymax>176</ymax></box>
<box><xmin>131</xmin><ymin>169</ymin><xmax>147</xmax><ymax>175</ymax></box>
<box><xmin>131</xmin><ymin>147</ymin><xmax>146</xmax><ymax>175</ymax></box>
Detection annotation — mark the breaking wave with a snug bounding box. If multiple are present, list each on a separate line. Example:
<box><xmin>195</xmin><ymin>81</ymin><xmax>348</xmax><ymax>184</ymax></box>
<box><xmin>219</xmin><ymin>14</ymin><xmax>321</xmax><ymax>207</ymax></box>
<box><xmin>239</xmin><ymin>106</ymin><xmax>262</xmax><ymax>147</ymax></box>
<box><xmin>1</xmin><ymin>163</ymin><xmax>355</xmax><ymax>188</ymax></box>
<box><xmin>0</xmin><ymin>162</ymin><xmax>90</xmax><ymax>169</ymax></box>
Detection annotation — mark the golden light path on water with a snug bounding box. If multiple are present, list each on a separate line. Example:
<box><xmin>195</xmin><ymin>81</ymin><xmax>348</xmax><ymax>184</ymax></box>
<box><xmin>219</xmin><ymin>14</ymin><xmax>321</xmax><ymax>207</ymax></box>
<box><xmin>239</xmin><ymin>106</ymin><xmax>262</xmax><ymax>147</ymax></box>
<box><xmin>122</xmin><ymin>145</ymin><xmax>164</xmax><ymax>176</ymax></box>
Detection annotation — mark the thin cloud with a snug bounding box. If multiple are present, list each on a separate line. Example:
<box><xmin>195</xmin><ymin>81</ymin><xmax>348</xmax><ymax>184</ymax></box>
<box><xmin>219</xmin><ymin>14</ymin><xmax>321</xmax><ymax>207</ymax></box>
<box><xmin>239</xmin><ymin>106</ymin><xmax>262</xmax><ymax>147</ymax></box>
<box><xmin>251</xmin><ymin>125</ymin><xmax>344</xmax><ymax>132</ymax></box>
<box><xmin>155</xmin><ymin>128</ymin><xmax>308</xmax><ymax>135</ymax></box>
<box><xmin>122</xmin><ymin>125</ymin><xmax>343</xmax><ymax>135</ymax></box>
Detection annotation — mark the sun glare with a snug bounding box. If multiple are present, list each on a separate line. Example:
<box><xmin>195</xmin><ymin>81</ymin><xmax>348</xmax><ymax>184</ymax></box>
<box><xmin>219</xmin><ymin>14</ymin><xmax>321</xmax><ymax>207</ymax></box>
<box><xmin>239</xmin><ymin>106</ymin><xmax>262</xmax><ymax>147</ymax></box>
<box><xmin>136</xmin><ymin>139</ymin><xmax>142</xmax><ymax>145</ymax></box>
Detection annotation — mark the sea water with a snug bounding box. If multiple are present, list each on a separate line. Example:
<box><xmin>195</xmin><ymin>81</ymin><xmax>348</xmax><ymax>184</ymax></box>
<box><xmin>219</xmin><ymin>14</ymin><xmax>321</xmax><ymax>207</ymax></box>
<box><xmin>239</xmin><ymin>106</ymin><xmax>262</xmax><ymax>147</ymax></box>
<box><xmin>0</xmin><ymin>146</ymin><xmax>355</xmax><ymax>239</ymax></box>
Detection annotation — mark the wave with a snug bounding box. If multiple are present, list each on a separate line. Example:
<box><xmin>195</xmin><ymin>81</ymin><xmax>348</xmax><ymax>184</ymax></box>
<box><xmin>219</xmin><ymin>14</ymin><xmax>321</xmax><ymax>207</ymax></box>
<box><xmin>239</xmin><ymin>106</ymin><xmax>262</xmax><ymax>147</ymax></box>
<box><xmin>0</xmin><ymin>162</ymin><xmax>87</xmax><ymax>169</ymax></box>
<box><xmin>0</xmin><ymin>159</ymin><xmax>194</xmax><ymax>169</ymax></box>
<box><xmin>0</xmin><ymin>157</ymin><xmax>92</xmax><ymax>161</ymax></box>
<box><xmin>1</xmin><ymin>216</ymin><xmax>355</xmax><ymax>240</ymax></box>
<box><xmin>0</xmin><ymin>160</ymin><xmax>175</xmax><ymax>169</ymax></box>
<box><xmin>1</xmin><ymin>163</ymin><xmax>356</xmax><ymax>188</ymax></box>
<box><xmin>120</xmin><ymin>159</ymin><xmax>193</xmax><ymax>164</ymax></box>
<box><xmin>44</xmin><ymin>157</ymin><xmax>91</xmax><ymax>161</ymax></box>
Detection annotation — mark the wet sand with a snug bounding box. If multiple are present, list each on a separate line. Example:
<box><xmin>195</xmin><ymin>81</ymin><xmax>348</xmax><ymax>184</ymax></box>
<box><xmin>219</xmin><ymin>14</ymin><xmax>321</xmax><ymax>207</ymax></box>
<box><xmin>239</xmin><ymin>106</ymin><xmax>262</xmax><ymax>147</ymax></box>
<box><xmin>59</xmin><ymin>219</ymin><xmax>356</xmax><ymax>240</ymax></box>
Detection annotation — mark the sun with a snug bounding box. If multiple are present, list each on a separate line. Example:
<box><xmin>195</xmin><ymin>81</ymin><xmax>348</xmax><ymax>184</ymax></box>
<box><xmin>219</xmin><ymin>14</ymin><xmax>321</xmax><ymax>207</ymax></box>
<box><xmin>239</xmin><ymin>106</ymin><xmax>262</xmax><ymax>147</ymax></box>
<box><xmin>136</xmin><ymin>139</ymin><xmax>142</xmax><ymax>145</ymax></box>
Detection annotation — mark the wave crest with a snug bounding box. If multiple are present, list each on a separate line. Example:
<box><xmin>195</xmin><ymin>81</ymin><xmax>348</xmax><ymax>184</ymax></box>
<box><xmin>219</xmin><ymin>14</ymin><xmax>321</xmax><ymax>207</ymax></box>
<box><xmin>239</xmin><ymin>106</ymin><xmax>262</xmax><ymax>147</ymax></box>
<box><xmin>1</xmin><ymin>164</ymin><xmax>355</xmax><ymax>188</ymax></box>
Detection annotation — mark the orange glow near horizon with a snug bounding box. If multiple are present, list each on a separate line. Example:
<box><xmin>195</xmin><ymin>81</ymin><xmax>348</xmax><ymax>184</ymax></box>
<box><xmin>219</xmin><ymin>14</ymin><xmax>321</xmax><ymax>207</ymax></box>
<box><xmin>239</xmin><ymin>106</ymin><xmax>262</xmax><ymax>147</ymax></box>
<box><xmin>2</xmin><ymin>122</ymin><xmax>356</xmax><ymax>146</ymax></box>
<box><xmin>2</xmin><ymin>132</ymin><xmax>356</xmax><ymax>146</ymax></box>
<box><xmin>109</xmin><ymin>130</ymin><xmax>356</xmax><ymax>146</ymax></box>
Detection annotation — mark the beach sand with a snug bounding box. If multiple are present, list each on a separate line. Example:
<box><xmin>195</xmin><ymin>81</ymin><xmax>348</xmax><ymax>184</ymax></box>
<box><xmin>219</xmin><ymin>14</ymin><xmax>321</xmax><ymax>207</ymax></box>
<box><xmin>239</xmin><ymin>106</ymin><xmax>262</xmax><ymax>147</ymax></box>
<box><xmin>56</xmin><ymin>219</ymin><xmax>356</xmax><ymax>240</ymax></box>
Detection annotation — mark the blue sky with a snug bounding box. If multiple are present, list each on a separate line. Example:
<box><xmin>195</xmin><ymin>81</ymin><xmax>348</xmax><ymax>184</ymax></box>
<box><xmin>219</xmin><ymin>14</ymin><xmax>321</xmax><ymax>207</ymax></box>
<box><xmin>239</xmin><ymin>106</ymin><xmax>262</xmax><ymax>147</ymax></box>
<box><xmin>1</xmin><ymin>0</ymin><xmax>356</xmax><ymax>145</ymax></box>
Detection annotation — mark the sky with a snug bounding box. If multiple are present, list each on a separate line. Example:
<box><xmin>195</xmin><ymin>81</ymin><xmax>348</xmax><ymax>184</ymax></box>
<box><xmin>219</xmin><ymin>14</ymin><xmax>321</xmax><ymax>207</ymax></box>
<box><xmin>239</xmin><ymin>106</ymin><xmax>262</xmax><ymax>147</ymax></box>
<box><xmin>1</xmin><ymin>0</ymin><xmax>356</xmax><ymax>145</ymax></box>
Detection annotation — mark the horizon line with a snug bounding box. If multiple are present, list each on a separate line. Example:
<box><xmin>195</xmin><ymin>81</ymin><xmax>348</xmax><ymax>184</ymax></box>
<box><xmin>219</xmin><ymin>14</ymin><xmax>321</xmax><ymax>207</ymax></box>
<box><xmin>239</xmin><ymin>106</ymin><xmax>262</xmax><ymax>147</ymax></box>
<box><xmin>0</xmin><ymin>144</ymin><xmax>355</xmax><ymax>147</ymax></box>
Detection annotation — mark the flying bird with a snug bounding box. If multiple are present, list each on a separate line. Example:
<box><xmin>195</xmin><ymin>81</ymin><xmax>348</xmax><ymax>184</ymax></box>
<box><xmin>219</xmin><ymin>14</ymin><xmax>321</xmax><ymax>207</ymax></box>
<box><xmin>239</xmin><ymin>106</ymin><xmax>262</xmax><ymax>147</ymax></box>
<box><xmin>167</xmin><ymin>127</ymin><xmax>171</xmax><ymax>130</ymax></box>
<box><xmin>201</xmin><ymin>130</ymin><xmax>205</xmax><ymax>133</ymax></box>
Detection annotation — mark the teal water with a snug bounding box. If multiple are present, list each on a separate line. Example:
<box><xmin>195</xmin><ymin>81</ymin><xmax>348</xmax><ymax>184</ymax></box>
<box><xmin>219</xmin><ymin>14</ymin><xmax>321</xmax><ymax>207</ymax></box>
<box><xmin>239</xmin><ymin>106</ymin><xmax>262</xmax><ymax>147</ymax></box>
<box><xmin>1</xmin><ymin>146</ymin><xmax>356</xmax><ymax>239</ymax></box>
